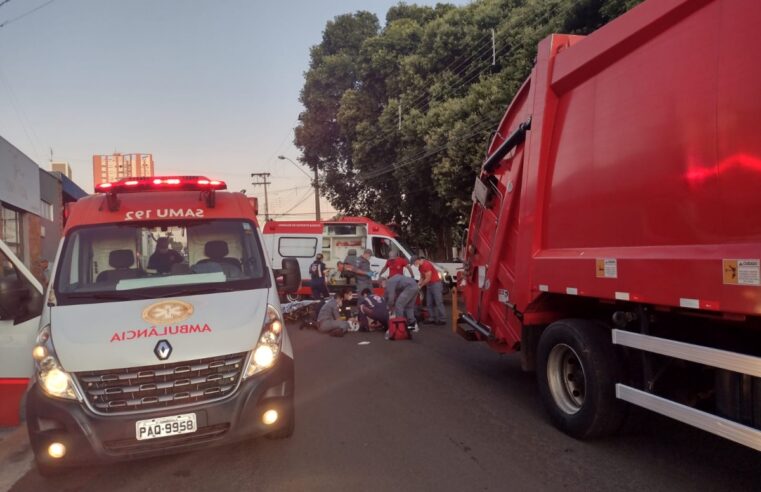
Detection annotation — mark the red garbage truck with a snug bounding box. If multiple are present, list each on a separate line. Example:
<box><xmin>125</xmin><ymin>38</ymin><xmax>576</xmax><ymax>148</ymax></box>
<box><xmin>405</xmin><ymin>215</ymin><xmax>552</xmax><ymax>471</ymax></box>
<box><xmin>457</xmin><ymin>0</ymin><xmax>761</xmax><ymax>450</ymax></box>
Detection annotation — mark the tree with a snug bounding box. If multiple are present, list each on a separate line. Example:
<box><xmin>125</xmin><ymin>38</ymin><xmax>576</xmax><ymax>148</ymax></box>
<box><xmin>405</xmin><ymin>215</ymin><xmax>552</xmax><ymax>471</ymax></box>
<box><xmin>295</xmin><ymin>0</ymin><xmax>643</xmax><ymax>257</ymax></box>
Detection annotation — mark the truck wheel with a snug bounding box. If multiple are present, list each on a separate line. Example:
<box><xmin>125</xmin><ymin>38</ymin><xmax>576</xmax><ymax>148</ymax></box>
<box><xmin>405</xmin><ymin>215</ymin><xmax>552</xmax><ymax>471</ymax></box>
<box><xmin>536</xmin><ymin>319</ymin><xmax>626</xmax><ymax>439</ymax></box>
<box><xmin>265</xmin><ymin>398</ymin><xmax>295</xmax><ymax>440</ymax></box>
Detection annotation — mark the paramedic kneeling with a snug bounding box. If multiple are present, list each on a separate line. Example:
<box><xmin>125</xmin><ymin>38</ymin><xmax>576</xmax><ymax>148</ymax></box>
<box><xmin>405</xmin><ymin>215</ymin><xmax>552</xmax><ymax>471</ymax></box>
<box><xmin>317</xmin><ymin>288</ymin><xmax>353</xmax><ymax>337</ymax></box>
<box><xmin>358</xmin><ymin>288</ymin><xmax>389</xmax><ymax>332</ymax></box>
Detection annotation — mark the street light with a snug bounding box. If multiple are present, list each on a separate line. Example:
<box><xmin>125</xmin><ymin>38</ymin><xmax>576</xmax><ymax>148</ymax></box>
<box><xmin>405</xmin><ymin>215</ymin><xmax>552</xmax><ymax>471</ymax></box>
<box><xmin>278</xmin><ymin>155</ymin><xmax>320</xmax><ymax>220</ymax></box>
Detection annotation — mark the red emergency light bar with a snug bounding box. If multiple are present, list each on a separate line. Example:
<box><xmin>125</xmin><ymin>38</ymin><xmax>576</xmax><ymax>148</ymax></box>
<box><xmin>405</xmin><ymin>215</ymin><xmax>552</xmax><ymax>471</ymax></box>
<box><xmin>95</xmin><ymin>176</ymin><xmax>226</xmax><ymax>193</ymax></box>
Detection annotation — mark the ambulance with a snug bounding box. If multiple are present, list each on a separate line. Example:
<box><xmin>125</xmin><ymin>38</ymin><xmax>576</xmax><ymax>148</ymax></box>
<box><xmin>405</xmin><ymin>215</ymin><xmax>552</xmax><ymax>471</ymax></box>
<box><xmin>261</xmin><ymin>217</ymin><xmax>452</xmax><ymax>299</ymax></box>
<box><xmin>25</xmin><ymin>176</ymin><xmax>300</xmax><ymax>475</ymax></box>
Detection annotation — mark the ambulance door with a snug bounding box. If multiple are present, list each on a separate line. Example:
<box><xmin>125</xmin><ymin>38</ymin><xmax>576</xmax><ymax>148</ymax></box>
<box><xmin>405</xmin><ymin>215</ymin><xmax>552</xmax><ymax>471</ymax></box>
<box><xmin>275</xmin><ymin>234</ymin><xmax>322</xmax><ymax>283</ymax></box>
<box><xmin>0</xmin><ymin>240</ymin><xmax>43</xmax><ymax>424</ymax></box>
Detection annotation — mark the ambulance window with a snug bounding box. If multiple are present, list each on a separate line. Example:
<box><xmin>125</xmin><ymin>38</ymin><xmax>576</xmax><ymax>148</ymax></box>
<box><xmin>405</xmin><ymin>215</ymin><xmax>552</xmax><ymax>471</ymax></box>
<box><xmin>371</xmin><ymin>237</ymin><xmax>388</xmax><ymax>259</ymax></box>
<box><xmin>371</xmin><ymin>237</ymin><xmax>397</xmax><ymax>259</ymax></box>
<box><xmin>54</xmin><ymin>219</ymin><xmax>269</xmax><ymax>304</ymax></box>
<box><xmin>278</xmin><ymin>237</ymin><xmax>317</xmax><ymax>258</ymax></box>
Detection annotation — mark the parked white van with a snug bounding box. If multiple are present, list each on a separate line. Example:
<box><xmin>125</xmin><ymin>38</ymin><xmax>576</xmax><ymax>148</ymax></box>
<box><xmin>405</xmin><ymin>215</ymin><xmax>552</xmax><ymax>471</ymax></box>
<box><xmin>0</xmin><ymin>239</ymin><xmax>43</xmax><ymax>427</ymax></box>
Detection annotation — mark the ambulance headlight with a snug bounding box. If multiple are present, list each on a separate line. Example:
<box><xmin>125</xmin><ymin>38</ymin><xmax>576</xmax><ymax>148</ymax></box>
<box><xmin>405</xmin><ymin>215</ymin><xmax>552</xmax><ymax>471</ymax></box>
<box><xmin>245</xmin><ymin>305</ymin><xmax>283</xmax><ymax>377</ymax></box>
<box><xmin>34</xmin><ymin>326</ymin><xmax>79</xmax><ymax>400</ymax></box>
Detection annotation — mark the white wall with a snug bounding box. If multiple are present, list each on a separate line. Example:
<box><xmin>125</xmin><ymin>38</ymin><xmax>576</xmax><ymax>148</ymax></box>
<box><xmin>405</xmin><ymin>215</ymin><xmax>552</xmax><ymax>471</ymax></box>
<box><xmin>0</xmin><ymin>136</ymin><xmax>40</xmax><ymax>214</ymax></box>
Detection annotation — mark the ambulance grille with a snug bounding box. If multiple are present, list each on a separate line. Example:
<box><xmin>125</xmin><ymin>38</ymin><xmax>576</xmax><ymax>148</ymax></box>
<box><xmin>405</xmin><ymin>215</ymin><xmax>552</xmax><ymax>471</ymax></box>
<box><xmin>75</xmin><ymin>352</ymin><xmax>247</xmax><ymax>415</ymax></box>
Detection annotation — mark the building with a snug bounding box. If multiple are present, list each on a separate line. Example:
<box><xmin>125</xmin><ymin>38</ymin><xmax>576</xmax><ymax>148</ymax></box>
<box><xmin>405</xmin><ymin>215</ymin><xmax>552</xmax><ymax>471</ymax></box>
<box><xmin>0</xmin><ymin>136</ymin><xmax>40</xmax><ymax>265</ymax></box>
<box><xmin>50</xmin><ymin>161</ymin><xmax>72</xmax><ymax>179</ymax></box>
<box><xmin>92</xmin><ymin>152</ymin><xmax>154</xmax><ymax>187</ymax></box>
<box><xmin>39</xmin><ymin>169</ymin><xmax>87</xmax><ymax>269</ymax></box>
<box><xmin>0</xmin><ymin>137</ymin><xmax>87</xmax><ymax>280</ymax></box>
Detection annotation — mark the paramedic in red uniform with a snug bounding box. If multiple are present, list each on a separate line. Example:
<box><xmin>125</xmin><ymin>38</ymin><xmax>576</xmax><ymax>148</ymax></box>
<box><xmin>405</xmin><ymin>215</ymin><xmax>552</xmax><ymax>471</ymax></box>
<box><xmin>378</xmin><ymin>250</ymin><xmax>414</xmax><ymax>278</ymax></box>
<box><xmin>412</xmin><ymin>255</ymin><xmax>446</xmax><ymax>325</ymax></box>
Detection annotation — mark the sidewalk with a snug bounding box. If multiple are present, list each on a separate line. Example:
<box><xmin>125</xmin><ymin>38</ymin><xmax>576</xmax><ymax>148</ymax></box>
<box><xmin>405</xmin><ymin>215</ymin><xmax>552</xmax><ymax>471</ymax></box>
<box><xmin>0</xmin><ymin>425</ymin><xmax>34</xmax><ymax>489</ymax></box>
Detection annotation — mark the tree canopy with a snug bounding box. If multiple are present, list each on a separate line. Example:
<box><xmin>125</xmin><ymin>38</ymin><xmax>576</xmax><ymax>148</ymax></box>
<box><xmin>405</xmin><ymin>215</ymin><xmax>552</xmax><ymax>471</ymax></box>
<box><xmin>295</xmin><ymin>0</ymin><xmax>642</xmax><ymax>256</ymax></box>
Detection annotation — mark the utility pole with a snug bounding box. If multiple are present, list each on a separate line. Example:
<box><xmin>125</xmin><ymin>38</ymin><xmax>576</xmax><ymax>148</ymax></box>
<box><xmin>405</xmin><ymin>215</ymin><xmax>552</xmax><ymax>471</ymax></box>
<box><xmin>313</xmin><ymin>164</ymin><xmax>321</xmax><ymax>220</ymax></box>
<box><xmin>492</xmin><ymin>28</ymin><xmax>496</xmax><ymax>65</ymax></box>
<box><xmin>278</xmin><ymin>155</ymin><xmax>320</xmax><ymax>220</ymax></box>
<box><xmin>250</xmin><ymin>172</ymin><xmax>272</xmax><ymax>221</ymax></box>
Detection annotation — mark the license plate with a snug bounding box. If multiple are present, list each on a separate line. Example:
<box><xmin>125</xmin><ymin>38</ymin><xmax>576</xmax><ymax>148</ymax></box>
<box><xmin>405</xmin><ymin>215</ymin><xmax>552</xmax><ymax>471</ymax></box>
<box><xmin>135</xmin><ymin>413</ymin><xmax>197</xmax><ymax>441</ymax></box>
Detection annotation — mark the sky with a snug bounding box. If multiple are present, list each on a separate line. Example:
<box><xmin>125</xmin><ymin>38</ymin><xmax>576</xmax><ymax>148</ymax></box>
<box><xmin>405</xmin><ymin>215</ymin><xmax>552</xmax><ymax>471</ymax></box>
<box><xmin>0</xmin><ymin>0</ymin><xmax>462</xmax><ymax>220</ymax></box>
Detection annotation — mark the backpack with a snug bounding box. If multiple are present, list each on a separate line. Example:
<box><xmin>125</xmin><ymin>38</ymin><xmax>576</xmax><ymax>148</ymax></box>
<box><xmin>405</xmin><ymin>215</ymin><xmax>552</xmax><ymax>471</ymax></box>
<box><xmin>386</xmin><ymin>317</ymin><xmax>411</xmax><ymax>341</ymax></box>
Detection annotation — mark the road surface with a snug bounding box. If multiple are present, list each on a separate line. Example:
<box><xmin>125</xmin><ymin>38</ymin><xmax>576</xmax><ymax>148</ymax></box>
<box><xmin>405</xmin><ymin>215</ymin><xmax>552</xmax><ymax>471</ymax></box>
<box><xmin>4</xmin><ymin>319</ymin><xmax>761</xmax><ymax>491</ymax></box>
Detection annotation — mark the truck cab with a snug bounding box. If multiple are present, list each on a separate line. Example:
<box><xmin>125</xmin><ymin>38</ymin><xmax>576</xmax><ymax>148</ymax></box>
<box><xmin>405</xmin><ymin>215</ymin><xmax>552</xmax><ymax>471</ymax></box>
<box><xmin>25</xmin><ymin>176</ymin><xmax>300</xmax><ymax>475</ymax></box>
<box><xmin>0</xmin><ymin>239</ymin><xmax>43</xmax><ymax>426</ymax></box>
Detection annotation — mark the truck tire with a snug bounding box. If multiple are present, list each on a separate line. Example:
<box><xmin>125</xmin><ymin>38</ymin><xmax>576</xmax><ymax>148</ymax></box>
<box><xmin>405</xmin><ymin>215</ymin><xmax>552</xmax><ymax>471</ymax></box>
<box><xmin>536</xmin><ymin>319</ymin><xmax>626</xmax><ymax>439</ymax></box>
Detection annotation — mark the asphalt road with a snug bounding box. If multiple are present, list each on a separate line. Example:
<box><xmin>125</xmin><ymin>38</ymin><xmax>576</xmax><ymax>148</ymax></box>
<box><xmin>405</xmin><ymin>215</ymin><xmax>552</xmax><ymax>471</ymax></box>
<box><xmin>5</xmin><ymin>318</ymin><xmax>761</xmax><ymax>491</ymax></box>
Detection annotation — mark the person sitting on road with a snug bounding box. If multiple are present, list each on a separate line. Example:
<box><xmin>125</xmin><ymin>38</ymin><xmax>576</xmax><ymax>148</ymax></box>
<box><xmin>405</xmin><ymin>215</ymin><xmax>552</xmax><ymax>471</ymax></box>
<box><xmin>148</xmin><ymin>237</ymin><xmax>183</xmax><ymax>274</ymax></box>
<box><xmin>379</xmin><ymin>250</ymin><xmax>414</xmax><ymax>279</ymax></box>
<box><xmin>358</xmin><ymin>288</ymin><xmax>389</xmax><ymax>332</ymax></box>
<box><xmin>316</xmin><ymin>288</ymin><xmax>353</xmax><ymax>337</ymax></box>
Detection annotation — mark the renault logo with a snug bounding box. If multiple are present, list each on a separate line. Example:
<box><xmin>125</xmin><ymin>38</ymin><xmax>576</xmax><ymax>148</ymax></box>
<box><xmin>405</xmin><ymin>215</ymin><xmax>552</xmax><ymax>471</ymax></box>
<box><xmin>154</xmin><ymin>340</ymin><xmax>172</xmax><ymax>361</ymax></box>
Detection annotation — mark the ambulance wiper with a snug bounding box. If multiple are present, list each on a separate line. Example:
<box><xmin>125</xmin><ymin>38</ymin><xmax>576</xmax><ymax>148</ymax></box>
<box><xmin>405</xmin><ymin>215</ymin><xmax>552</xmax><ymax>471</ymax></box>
<box><xmin>64</xmin><ymin>292</ymin><xmax>134</xmax><ymax>300</ymax></box>
<box><xmin>152</xmin><ymin>285</ymin><xmax>237</xmax><ymax>298</ymax></box>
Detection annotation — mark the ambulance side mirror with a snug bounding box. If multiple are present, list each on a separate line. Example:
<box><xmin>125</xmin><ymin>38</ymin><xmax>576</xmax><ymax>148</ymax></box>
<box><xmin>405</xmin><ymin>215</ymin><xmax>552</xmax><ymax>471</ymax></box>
<box><xmin>279</xmin><ymin>258</ymin><xmax>301</xmax><ymax>294</ymax></box>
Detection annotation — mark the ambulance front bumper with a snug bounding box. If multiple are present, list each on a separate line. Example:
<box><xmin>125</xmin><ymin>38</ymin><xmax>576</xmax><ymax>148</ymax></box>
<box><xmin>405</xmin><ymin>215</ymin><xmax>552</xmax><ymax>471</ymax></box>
<box><xmin>25</xmin><ymin>354</ymin><xmax>294</xmax><ymax>467</ymax></box>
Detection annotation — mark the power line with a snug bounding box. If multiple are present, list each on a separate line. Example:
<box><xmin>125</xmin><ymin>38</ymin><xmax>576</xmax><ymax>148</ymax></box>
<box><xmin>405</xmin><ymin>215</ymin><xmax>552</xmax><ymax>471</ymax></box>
<box><xmin>0</xmin><ymin>0</ymin><xmax>13</xmax><ymax>9</ymax></box>
<box><xmin>269</xmin><ymin>185</ymin><xmax>311</xmax><ymax>194</ymax></box>
<box><xmin>351</xmin><ymin>36</ymin><xmax>512</xmax><ymax>160</ymax></box>
<box><xmin>273</xmin><ymin>189</ymin><xmax>314</xmax><ymax>217</ymax></box>
<box><xmin>404</xmin><ymin>35</ymin><xmax>495</xmax><ymax>110</ymax></box>
<box><xmin>360</xmin><ymin>114</ymin><xmax>497</xmax><ymax>181</ymax></box>
<box><xmin>0</xmin><ymin>64</ymin><xmax>43</xmax><ymax>162</ymax></box>
<box><xmin>360</xmin><ymin>116</ymin><xmax>497</xmax><ymax>181</ymax></box>
<box><xmin>0</xmin><ymin>0</ymin><xmax>58</xmax><ymax>29</ymax></box>
<box><xmin>347</xmin><ymin>62</ymin><xmax>495</xmax><ymax>164</ymax></box>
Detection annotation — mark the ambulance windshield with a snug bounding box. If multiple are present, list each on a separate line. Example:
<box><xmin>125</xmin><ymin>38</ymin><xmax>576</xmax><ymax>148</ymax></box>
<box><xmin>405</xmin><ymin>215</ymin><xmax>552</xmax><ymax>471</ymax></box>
<box><xmin>54</xmin><ymin>219</ymin><xmax>269</xmax><ymax>304</ymax></box>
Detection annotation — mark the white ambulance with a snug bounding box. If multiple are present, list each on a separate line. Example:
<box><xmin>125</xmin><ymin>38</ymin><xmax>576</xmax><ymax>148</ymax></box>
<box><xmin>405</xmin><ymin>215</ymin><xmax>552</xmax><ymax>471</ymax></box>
<box><xmin>25</xmin><ymin>176</ymin><xmax>300</xmax><ymax>475</ymax></box>
<box><xmin>261</xmin><ymin>217</ymin><xmax>452</xmax><ymax>299</ymax></box>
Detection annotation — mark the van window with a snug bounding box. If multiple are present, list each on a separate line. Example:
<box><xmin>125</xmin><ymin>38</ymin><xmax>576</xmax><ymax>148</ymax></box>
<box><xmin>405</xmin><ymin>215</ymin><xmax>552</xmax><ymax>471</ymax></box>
<box><xmin>278</xmin><ymin>237</ymin><xmax>317</xmax><ymax>258</ymax></box>
<box><xmin>373</xmin><ymin>237</ymin><xmax>410</xmax><ymax>260</ymax></box>
<box><xmin>371</xmin><ymin>237</ymin><xmax>393</xmax><ymax>259</ymax></box>
<box><xmin>54</xmin><ymin>219</ymin><xmax>269</xmax><ymax>305</ymax></box>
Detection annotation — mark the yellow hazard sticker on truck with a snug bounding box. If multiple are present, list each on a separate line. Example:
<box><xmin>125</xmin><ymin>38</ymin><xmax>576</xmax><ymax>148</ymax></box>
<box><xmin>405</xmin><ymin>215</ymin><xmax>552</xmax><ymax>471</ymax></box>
<box><xmin>595</xmin><ymin>258</ymin><xmax>618</xmax><ymax>279</ymax></box>
<box><xmin>723</xmin><ymin>259</ymin><xmax>760</xmax><ymax>286</ymax></box>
